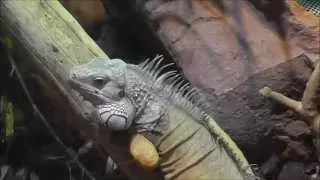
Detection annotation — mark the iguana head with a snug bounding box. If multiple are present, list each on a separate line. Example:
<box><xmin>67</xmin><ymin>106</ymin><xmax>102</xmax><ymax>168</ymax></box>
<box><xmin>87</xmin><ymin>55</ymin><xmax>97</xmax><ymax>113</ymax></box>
<box><xmin>68</xmin><ymin>58</ymin><xmax>135</xmax><ymax>131</ymax></box>
<box><xmin>69</xmin><ymin>58</ymin><xmax>127</xmax><ymax>101</ymax></box>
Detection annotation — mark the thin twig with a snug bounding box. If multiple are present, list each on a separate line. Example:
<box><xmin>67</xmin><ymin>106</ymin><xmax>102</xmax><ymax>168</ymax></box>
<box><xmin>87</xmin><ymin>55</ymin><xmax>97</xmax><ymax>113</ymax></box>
<box><xmin>259</xmin><ymin>87</ymin><xmax>304</xmax><ymax>115</ymax></box>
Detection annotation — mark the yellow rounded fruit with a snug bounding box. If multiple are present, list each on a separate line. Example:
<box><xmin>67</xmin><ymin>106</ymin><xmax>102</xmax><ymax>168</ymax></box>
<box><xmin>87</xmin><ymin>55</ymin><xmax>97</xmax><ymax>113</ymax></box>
<box><xmin>129</xmin><ymin>134</ymin><xmax>159</xmax><ymax>170</ymax></box>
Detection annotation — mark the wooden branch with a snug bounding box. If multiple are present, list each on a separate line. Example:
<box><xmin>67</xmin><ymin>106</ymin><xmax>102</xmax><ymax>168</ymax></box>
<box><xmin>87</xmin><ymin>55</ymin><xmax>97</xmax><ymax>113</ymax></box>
<box><xmin>301</xmin><ymin>62</ymin><xmax>320</xmax><ymax>118</ymax></box>
<box><xmin>260</xmin><ymin>58</ymin><xmax>320</xmax><ymax>134</ymax></box>
<box><xmin>259</xmin><ymin>87</ymin><xmax>304</xmax><ymax>114</ymax></box>
<box><xmin>0</xmin><ymin>0</ymin><xmax>160</xmax><ymax>179</ymax></box>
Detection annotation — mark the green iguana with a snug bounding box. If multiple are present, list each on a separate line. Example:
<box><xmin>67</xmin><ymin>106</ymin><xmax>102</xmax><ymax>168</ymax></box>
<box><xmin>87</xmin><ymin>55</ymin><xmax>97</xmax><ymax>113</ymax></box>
<box><xmin>68</xmin><ymin>54</ymin><xmax>259</xmax><ymax>180</ymax></box>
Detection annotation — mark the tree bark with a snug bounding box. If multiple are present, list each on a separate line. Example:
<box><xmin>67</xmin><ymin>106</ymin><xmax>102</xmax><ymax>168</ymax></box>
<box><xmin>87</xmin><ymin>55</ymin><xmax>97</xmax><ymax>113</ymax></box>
<box><xmin>0</xmin><ymin>0</ymin><xmax>160</xmax><ymax>179</ymax></box>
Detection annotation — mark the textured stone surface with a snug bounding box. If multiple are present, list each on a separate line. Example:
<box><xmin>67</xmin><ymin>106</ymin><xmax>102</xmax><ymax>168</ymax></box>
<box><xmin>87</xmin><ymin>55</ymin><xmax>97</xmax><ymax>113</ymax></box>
<box><xmin>207</xmin><ymin>54</ymin><xmax>313</xmax><ymax>163</ymax></box>
<box><xmin>278</xmin><ymin>161</ymin><xmax>308</xmax><ymax>180</ymax></box>
<box><xmin>284</xmin><ymin>121</ymin><xmax>311</xmax><ymax>138</ymax></box>
<box><xmin>145</xmin><ymin>0</ymin><xmax>320</xmax><ymax>95</ymax></box>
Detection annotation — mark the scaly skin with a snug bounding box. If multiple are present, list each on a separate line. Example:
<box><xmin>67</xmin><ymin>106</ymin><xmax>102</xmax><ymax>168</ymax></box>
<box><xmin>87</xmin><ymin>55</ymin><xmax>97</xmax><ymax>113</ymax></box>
<box><xmin>69</xmin><ymin>56</ymin><xmax>258</xmax><ymax>180</ymax></box>
<box><xmin>151</xmin><ymin>106</ymin><xmax>246</xmax><ymax>180</ymax></box>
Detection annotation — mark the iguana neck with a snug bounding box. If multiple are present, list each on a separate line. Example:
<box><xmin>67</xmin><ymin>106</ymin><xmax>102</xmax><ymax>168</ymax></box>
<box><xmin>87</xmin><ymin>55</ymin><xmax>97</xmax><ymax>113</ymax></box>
<box><xmin>123</xmin><ymin>60</ymin><xmax>208</xmax><ymax>135</ymax></box>
<box><xmin>124</xmin><ymin>64</ymin><xmax>165</xmax><ymax>134</ymax></box>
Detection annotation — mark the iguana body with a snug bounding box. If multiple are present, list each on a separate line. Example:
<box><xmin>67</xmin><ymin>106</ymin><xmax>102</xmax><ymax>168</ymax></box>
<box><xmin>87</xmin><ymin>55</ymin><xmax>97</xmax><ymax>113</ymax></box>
<box><xmin>69</xmin><ymin>55</ymin><xmax>258</xmax><ymax>180</ymax></box>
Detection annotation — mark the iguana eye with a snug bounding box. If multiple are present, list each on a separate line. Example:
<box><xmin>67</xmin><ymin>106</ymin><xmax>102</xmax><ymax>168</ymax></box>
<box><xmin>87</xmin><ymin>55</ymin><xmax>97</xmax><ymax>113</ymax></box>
<box><xmin>93</xmin><ymin>76</ymin><xmax>107</xmax><ymax>87</ymax></box>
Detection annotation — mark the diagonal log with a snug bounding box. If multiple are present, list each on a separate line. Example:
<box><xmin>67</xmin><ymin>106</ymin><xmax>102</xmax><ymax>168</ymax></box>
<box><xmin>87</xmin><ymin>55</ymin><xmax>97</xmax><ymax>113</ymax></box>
<box><xmin>0</xmin><ymin>0</ymin><xmax>160</xmax><ymax>179</ymax></box>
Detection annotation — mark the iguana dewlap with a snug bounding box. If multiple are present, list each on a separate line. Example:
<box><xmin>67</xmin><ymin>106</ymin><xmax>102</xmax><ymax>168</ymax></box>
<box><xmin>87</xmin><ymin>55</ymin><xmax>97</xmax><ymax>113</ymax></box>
<box><xmin>69</xmin><ymin>55</ymin><xmax>259</xmax><ymax>180</ymax></box>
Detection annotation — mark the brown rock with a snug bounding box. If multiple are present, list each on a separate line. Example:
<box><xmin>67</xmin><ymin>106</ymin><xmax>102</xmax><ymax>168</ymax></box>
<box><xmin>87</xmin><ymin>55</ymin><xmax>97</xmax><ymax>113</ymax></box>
<box><xmin>282</xmin><ymin>141</ymin><xmax>311</xmax><ymax>160</ymax></box>
<box><xmin>284</xmin><ymin>121</ymin><xmax>312</xmax><ymax>138</ymax></box>
<box><xmin>145</xmin><ymin>0</ymin><xmax>320</xmax><ymax>95</ymax></box>
<box><xmin>278</xmin><ymin>161</ymin><xmax>308</xmax><ymax>180</ymax></box>
<box><xmin>260</xmin><ymin>154</ymin><xmax>281</xmax><ymax>179</ymax></box>
<box><xmin>63</xmin><ymin>0</ymin><xmax>107</xmax><ymax>29</ymax></box>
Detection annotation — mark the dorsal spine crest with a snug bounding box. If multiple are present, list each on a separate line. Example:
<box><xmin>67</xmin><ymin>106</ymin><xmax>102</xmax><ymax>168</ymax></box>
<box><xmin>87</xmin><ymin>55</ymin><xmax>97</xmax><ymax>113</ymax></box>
<box><xmin>130</xmin><ymin>54</ymin><xmax>209</xmax><ymax>121</ymax></box>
